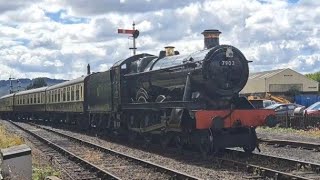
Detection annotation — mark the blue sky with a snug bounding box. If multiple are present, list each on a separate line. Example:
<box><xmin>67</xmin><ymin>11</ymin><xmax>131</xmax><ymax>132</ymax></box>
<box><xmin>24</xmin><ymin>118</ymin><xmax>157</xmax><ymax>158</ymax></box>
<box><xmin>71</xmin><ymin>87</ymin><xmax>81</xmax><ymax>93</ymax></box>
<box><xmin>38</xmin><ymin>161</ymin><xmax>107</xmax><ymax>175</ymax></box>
<box><xmin>0</xmin><ymin>0</ymin><xmax>319</xmax><ymax>80</ymax></box>
<box><xmin>45</xmin><ymin>10</ymin><xmax>88</xmax><ymax>24</ymax></box>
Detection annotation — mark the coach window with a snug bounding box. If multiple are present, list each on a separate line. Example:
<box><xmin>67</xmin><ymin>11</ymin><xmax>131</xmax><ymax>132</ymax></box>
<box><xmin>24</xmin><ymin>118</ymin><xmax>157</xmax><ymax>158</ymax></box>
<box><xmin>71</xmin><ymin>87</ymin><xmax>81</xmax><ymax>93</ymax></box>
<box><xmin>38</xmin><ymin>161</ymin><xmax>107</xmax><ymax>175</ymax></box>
<box><xmin>23</xmin><ymin>96</ymin><xmax>25</xmax><ymax>104</ymax></box>
<box><xmin>38</xmin><ymin>93</ymin><xmax>40</xmax><ymax>103</ymax></box>
<box><xmin>63</xmin><ymin>88</ymin><xmax>66</xmax><ymax>102</ymax></box>
<box><xmin>54</xmin><ymin>90</ymin><xmax>57</xmax><ymax>102</ymax></box>
<box><xmin>33</xmin><ymin>94</ymin><xmax>35</xmax><ymax>104</ymax></box>
<box><xmin>76</xmin><ymin>85</ymin><xmax>80</xmax><ymax>101</ymax></box>
<box><xmin>66</xmin><ymin>87</ymin><xmax>69</xmax><ymax>101</ymax></box>
<box><xmin>71</xmin><ymin>86</ymin><xmax>75</xmax><ymax>101</ymax></box>
<box><xmin>80</xmin><ymin>85</ymin><xmax>83</xmax><ymax>100</ymax></box>
<box><xmin>57</xmin><ymin>89</ymin><xmax>61</xmax><ymax>102</ymax></box>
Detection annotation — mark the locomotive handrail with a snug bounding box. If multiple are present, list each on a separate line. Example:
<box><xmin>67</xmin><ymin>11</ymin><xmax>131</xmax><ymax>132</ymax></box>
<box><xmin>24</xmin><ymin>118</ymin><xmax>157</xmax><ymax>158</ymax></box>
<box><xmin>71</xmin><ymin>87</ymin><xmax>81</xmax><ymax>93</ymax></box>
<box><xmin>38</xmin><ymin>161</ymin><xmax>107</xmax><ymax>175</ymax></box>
<box><xmin>122</xmin><ymin>101</ymin><xmax>206</xmax><ymax>110</ymax></box>
<box><xmin>123</xmin><ymin>62</ymin><xmax>198</xmax><ymax>77</ymax></box>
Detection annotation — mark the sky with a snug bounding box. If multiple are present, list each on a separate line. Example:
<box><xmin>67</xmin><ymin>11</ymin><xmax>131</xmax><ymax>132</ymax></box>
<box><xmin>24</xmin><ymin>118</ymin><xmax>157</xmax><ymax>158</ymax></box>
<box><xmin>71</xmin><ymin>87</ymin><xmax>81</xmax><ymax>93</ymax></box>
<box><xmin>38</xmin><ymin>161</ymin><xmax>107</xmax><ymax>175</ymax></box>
<box><xmin>0</xmin><ymin>0</ymin><xmax>319</xmax><ymax>80</ymax></box>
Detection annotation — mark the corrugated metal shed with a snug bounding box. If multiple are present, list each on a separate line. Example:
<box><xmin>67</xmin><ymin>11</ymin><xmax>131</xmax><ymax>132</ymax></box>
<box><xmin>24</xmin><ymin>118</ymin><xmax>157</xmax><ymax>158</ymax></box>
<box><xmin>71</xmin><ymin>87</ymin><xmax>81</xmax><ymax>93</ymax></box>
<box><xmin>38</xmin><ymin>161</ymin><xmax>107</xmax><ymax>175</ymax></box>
<box><xmin>248</xmin><ymin>69</ymin><xmax>286</xmax><ymax>80</ymax></box>
<box><xmin>241</xmin><ymin>68</ymin><xmax>319</xmax><ymax>94</ymax></box>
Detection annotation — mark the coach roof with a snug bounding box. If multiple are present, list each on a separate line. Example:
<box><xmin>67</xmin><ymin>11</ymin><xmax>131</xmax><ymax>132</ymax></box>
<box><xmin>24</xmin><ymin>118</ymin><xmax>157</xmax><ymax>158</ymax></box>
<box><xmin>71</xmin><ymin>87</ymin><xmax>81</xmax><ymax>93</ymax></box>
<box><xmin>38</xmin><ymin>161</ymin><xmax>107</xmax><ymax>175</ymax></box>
<box><xmin>0</xmin><ymin>93</ymin><xmax>15</xmax><ymax>99</ymax></box>
<box><xmin>15</xmin><ymin>86</ymin><xmax>48</xmax><ymax>96</ymax></box>
<box><xmin>46</xmin><ymin>75</ymin><xmax>87</xmax><ymax>91</ymax></box>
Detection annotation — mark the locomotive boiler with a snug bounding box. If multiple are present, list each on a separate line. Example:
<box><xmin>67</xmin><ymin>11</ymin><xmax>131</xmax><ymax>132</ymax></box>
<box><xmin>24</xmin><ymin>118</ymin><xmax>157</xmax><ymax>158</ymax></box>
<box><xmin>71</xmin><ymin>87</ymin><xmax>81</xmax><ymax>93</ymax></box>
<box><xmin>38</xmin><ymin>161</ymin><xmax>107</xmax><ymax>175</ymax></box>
<box><xmin>125</xmin><ymin>30</ymin><xmax>249</xmax><ymax>108</ymax></box>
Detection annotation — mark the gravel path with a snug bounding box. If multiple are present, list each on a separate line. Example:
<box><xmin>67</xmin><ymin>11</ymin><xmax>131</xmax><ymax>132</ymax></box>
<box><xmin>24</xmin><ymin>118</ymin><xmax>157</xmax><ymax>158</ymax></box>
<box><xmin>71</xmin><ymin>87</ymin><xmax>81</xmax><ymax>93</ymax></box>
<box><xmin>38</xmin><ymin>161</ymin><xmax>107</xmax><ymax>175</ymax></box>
<box><xmin>41</xmin><ymin>125</ymin><xmax>253</xmax><ymax>180</ymax></box>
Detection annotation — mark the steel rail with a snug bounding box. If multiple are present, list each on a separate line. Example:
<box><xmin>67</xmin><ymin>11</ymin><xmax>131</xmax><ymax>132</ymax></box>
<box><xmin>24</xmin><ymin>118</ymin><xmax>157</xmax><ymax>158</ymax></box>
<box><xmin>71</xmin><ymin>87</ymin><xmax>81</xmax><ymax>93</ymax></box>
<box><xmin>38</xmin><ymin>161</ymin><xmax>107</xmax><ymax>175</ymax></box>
<box><xmin>215</xmin><ymin>157</ymin><xmax>315</xmax><ymax>180</ymax></box>
<box><xmin>259</xmin><ymin>138</ymin><xmax>320</xmax><ymax>151</ymax></box>
<box><xmin>29</xmin><ymin>122</ymin><xmax>200</xmax><ymax>180</ymax></box>
<box><xmin>225</xmin><ymin>149</ymin><xmax>320</xmax><ymax>180</ymax></box>
<box><xmin>9</xmin><ymin>120</ymin><xmax>121</xmax><ymax>180</ymax></box>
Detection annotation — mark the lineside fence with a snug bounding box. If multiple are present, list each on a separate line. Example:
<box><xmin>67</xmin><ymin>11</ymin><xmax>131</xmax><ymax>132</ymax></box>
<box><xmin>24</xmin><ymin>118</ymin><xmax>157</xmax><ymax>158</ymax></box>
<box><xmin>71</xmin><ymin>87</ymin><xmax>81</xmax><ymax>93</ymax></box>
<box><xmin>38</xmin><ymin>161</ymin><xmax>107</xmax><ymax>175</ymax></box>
<box><xmin>276</xmin><ymin>114</ymin><xmax>320</xmax><ymax>129</ymax></box>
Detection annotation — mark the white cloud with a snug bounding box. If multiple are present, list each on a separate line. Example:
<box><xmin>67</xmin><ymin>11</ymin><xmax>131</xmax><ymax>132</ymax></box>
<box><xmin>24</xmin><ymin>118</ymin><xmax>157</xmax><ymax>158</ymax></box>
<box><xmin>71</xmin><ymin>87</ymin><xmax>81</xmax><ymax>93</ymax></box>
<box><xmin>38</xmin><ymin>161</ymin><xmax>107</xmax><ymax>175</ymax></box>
<box><xmin>0</xmin><ymin>0</ymin><xmax>319</xmax><ymax>82</ymax></box>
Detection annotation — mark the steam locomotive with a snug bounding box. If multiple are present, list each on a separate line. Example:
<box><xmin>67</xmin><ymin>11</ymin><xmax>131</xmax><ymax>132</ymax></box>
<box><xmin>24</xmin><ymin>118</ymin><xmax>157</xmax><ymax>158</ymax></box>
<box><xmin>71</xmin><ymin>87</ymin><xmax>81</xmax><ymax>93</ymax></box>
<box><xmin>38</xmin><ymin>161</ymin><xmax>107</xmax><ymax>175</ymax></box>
<box><xmin>0</xmin><ymin>29</ymin><xmax>275</xmax><ymax>155</ymax></box>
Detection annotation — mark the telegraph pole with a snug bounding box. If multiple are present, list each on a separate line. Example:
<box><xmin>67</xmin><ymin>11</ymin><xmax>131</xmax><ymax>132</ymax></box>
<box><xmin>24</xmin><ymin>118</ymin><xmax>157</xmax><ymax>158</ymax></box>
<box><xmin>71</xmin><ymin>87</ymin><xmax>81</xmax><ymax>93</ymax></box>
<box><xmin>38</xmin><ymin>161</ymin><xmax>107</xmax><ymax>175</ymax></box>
<box><xmin>9</xmin><ymin>76</ymin><xmax>15</xmax><ymax>94</ymax></box>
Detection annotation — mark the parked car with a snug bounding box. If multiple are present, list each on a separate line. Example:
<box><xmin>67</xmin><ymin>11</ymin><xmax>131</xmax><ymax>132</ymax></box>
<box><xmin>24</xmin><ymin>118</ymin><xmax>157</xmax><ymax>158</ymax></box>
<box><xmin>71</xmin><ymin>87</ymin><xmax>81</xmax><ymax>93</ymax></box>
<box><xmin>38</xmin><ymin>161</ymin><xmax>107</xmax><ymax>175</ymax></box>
<box><xmin>249</xmin><ymin>99</ymin><xmax>276</xmax><ymax>109</ymax></box>
<box><xmin>304</xmin><ymin>102</ymin><xmax>320</xmax><ymax>116</ymax></box>
<box><xmin>265</xmin><ymin>103</ymin><xmax>304</xmax><ymax>116</ymax></box>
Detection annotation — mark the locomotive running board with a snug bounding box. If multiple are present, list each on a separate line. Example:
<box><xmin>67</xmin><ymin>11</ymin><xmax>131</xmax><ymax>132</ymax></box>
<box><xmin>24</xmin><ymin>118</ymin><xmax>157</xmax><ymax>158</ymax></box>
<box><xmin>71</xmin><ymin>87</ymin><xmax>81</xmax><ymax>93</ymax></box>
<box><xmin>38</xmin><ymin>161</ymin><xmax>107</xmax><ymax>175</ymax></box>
<box><xmin>122</xmin><ymin>101</ymin><xmax>206</xmax><ymax>110</ymax></box>
<box><xmin>129</xmin><ymin>123</ymin><xmax>165</xmax><ymax>133</ymax></box>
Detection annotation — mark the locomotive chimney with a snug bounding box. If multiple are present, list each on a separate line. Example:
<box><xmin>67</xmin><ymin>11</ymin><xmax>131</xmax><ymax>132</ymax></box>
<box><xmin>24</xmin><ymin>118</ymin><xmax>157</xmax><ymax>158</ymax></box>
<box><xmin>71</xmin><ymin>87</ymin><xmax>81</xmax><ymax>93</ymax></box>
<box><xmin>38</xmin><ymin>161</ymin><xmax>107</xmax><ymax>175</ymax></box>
<box><xmin>164</xmin><ymin>46</ymin><xmax>175</xmax><ymax>56</ymax></box>
<box><xmin>201</xmin><ymin>29</ymin><xmax>221</xmax><ymax>49</ymax></box>
<box><xmin>87</xmin><ymin>64</ymin><xmax>91</xmax><ymax>75</ymax></box>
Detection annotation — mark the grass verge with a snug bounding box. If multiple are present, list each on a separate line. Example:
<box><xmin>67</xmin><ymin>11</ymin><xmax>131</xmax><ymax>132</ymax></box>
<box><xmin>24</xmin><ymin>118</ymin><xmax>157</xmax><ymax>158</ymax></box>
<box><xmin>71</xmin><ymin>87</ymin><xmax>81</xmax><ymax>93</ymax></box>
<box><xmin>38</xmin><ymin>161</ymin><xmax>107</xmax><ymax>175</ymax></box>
<box><xmin>0</xmin><ymin>125</ymin><xmax>24</xmax><ymax>148</ymax></box>
<box><xmin>32</xmin><ymin>165</ymin><xmax>60</xmax><ymax>180</ymax></box>
<box><xmin>0</xmin><ymin>124</ymin><xmax>61</xmax><ymax>179</ymax></box>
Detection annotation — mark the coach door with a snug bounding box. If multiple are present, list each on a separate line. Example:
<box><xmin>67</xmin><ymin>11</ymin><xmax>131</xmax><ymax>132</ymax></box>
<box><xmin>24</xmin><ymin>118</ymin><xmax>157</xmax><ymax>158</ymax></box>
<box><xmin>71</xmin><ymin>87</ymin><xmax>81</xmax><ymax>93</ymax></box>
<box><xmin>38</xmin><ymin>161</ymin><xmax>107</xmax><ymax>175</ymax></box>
<box><xmin>111</xmin><ymin>66</ymin><xmax>121</xmax><ymax>111</ymax></box>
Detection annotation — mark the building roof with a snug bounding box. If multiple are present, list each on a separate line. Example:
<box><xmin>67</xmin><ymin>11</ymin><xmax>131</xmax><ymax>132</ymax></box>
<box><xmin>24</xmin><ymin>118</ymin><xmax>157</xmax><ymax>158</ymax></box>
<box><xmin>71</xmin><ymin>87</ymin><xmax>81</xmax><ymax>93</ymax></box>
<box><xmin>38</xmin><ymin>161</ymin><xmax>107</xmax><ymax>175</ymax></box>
<box><xmin>249</xmin><ymin>69</ymin><xmax>286</xmax><ymax>80</ymax></box>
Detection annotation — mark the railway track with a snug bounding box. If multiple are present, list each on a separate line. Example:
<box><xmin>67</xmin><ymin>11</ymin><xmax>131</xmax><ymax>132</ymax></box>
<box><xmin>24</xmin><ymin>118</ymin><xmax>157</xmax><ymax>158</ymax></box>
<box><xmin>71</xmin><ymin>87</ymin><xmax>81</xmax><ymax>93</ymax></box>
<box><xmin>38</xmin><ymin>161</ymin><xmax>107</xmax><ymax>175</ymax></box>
<box><xmin>31</xmin><ymin>122</ymin><xmax>320</xmax><ymax>180</ymax></box>
<box><xmin>259</xmin><ymin>138</ymin><xmax>320</xmax><ymax>151</ymax></box>
<box><xmin>9</xmin><ymin>121</ymin><xmax>200</xmax><ymax>180</ymax></box>
<box><xmin>224</xmin><ymin>149</ymin><xmax>320</xmax><ymax>180</ymax></box>
<box><xmin>3</xmin><ymin>120</ymin><xmax>108</xmax><ymax>180</ymax></box>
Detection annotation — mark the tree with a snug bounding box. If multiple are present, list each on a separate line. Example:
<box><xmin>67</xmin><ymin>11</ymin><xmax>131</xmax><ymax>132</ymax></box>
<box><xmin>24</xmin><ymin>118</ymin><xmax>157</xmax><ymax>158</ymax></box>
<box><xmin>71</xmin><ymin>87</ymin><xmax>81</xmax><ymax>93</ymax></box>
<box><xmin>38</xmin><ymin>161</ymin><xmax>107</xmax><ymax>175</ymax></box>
<box><xmin>306</xmin><ymin>71</ymin><xmax>320</xmax><ymax>83</ymax></box>
<box><xmin>306</xmin><ymin>71</ymin><xmax>320</xmax><ymax>92</ymax></box>
<box><xmin>26</xmin><ymin>78</ymin><xmax>47</xmax><ymax>90</ymax></box>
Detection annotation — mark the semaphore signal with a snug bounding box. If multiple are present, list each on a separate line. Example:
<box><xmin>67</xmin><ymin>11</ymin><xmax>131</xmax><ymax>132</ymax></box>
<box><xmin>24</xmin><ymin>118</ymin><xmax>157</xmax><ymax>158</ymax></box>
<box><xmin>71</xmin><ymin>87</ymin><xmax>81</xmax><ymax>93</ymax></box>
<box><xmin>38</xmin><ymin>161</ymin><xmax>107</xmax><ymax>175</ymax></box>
<box><xmin>118</xmin><ymin>22</ymin><xmax>139</xmax><ymax>55</ymax></box>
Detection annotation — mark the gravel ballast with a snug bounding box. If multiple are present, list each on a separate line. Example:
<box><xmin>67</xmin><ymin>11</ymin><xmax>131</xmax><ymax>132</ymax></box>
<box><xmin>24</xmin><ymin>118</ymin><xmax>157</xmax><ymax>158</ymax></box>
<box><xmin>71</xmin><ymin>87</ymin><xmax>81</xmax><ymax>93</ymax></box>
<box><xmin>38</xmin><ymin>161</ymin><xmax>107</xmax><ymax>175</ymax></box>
<box><xmin>257</xmin><ymin>127</ymin><xmax>320</xmax><ymax>144</ymax></box>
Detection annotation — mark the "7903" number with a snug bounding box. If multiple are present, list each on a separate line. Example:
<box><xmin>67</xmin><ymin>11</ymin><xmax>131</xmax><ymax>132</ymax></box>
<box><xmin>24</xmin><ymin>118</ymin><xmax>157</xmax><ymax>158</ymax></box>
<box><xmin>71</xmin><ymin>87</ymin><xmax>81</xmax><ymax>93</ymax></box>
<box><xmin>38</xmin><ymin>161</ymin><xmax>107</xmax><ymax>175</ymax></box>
<box><xmin>220</xmin><ymin>60</ymin><xmax>235</xmax><ymax>66</ymax></box>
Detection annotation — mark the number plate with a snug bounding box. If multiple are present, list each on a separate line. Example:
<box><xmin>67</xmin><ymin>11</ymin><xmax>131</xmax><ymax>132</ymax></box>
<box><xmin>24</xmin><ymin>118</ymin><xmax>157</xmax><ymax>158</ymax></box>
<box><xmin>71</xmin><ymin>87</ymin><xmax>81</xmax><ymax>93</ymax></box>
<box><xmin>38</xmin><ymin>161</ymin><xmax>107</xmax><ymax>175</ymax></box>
<box><xmin>220</xmin><ymin>60</ymin><xmax>235</xmax><ymax>66</ymax></box>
